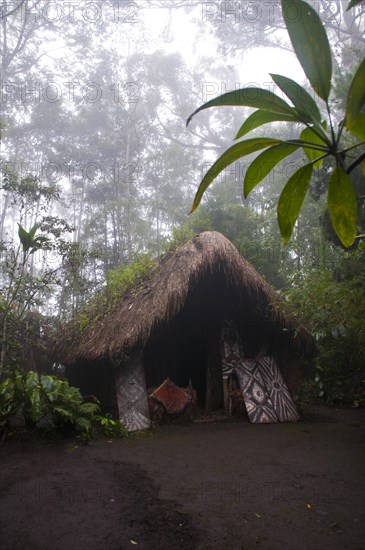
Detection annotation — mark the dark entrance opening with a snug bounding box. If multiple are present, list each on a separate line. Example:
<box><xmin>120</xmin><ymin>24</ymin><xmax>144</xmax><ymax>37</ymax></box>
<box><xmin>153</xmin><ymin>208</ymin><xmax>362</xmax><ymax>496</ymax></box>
<box><xmin>143</xmin><ymin>268</ymin><xmax>246</xmax><ymax>411</ymax></box>
<box><xmin>143</xmin><ymin>318</ymin><xmax>209</xmax><ymax>408</ymax></box>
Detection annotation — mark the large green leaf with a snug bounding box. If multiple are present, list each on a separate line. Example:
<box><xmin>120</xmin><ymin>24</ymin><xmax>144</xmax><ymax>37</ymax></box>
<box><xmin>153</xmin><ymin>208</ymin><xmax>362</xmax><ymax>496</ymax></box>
<box><xmin>18</xmin><ymin>223</ymin><xmax>31</xmax><ymax>253</ymax></box>
<box><xmin>30</xmin><ymin>387</ymin><xmax>42</xmax><ymax>423</ymax></box>
<box><xmin>186</xmin><ymin>88</ymin><xmax>295</xmax><ymax>126</ymax></box>
<box><xmin>270</xmin><ymin>73</ymin><xmax>322</xmax><ymax>123</ymax></box>
<box><xmin>191</xmin><ymin>138</ymin><xmax>281</xmax><ymax>212</ymax></box>
<box><xmin>40</xmin><ymin>375</ymin><xmax>56</xmax><ymax>396</ymax></box>
<box><xmin>244</xmin><ymin>143</ymin><xmax>299</xmax><ymax>197</ymax></box>
<box><xmin>328</xmin><ymin>166</ymin><xmax>357</xmax><ymax>247</ymax></box>
<box><xmin>285</xmin><ymin>138</ymin><xmax>329</xmax><ymax>152</ymax></box>
<box><xmin>347</xmin><ymin>0</ymin><xmax>364</xmax><ymax>10</ymax></box>
<box><xmin>281</xmin><ymin>0</ymin><xmax>332</xmax><ymax>101</ymax></box>
<box><xmin>234</xmin><ymin>110</ymin><xmax>300</xmax><ymax>140</ymax></box>
<box><xmin>347</xmin><ymin>113</ymin><xmax>365</xmax><ymax>141</ymax></box>
<box><xmin>277</xmin><ymin>163</ymin><xmax>313</xmax><ymax>244</ymax></box>
<box><xmin>28</xmin><ymin>223</ymin><xmax>39</xmax><ymax>241</ymax></box>
<box><xmin>25</xmin><ymin>371</ymin><xmax>39</xmax><ymax>391</ymax></box>
<box><xmin>75</xmin><ymin>416</ymin><xmax>92</xmax><ymax>432</ymax></box>
<box><xmin>345</xmin><ymin>58</ymin><xmax>365</xmax><ymax>130</ymax></box>
<box><xmin>300</xmin><ymin>127</ymin><xmax>328</xmax><ymax>169</ymax></box>
<box><xmin>53</xmin><ymin>406</ymin><xmax>73</xmax><ymax>419</ymax></box>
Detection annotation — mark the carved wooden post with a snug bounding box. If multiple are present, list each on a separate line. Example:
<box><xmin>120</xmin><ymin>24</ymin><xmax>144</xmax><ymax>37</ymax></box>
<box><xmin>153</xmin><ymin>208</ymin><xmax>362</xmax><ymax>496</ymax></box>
<box><xmin>115</xmin><ymin>350</ymin><xmax>150</xmax><ymax>431</ymax></box>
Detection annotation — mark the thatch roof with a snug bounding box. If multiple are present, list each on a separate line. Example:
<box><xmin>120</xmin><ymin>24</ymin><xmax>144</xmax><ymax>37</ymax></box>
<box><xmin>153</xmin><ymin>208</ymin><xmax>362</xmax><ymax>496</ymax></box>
<box><xmin>52</xmin><ymin>231</ymin><xmax>317</xmax><ymax>365</ymax></box>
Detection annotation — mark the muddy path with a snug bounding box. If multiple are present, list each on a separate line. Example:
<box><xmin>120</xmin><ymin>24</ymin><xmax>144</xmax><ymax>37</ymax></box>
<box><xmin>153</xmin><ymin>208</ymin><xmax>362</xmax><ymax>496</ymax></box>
<box><xmin>0</xmin><ymin>405</ymin><xmax>364</xmax><ymax>550</ymax></box>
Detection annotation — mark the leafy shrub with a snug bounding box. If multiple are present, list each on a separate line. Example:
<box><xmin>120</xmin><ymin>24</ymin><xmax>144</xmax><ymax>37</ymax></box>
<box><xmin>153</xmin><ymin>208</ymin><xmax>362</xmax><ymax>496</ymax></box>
<box><xmin>94</xmin><ymin>413</ymin><xmax>128</xmax><ymax>438</ymax></box>
<box><xmin>69</xmin><ymin>253</ymin><xmax>156</xmax><ymax>336</ymax></box>
<box><xmin>287</xmin><ymin>247</ymin><xmax>365</xmax><ymax>406</ymax></box>
<box><xmin>106</xmin><ymin>253</ymin><xmax>156</xmax><ymax>299</ymax></box>
<box><xmin>0</xmin><ymin>371</ymin><xmax>100</xmax><ymax>437</ymax></box>
<box><xmin>165</xmin><ymin>226</ymin><xmax>196</xmax><ymax>252</ymax></box>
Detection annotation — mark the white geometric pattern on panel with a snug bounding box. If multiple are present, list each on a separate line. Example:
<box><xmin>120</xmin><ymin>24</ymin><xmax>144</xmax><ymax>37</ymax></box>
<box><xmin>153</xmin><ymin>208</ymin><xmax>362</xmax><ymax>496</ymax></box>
<box><xmin>115</xmin><ymin>350</ymin><xmax>150</xmax><ymax>432</ymax></box>
<box><xmin>122</xmin><ymin>409</ymin><xmax>150</xmax><ymax>432</ymax></box>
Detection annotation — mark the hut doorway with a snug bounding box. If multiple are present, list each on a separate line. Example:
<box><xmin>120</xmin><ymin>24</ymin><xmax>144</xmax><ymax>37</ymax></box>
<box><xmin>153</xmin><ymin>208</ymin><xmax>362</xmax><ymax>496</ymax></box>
<box><xmin>143</xmin><ymin>315</ymin><xmax>224</xmax><ymax>411</ymax></box>
<box><xmin>143</xmin><ymin>270</ymin><xmax>243</xmax><ymax>413</ymax></box>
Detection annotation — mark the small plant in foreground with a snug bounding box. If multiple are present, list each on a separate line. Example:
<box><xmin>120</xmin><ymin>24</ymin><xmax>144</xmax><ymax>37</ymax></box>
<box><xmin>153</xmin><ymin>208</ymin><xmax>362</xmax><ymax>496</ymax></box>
<box><xmin>94</xmin><ymin>413</ymin><xmax>129</xmax><ymax>438</ymax></box>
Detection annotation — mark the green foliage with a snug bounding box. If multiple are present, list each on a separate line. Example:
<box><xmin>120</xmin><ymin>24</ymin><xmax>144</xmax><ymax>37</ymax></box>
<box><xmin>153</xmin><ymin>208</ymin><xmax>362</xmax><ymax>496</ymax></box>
<box><xmin>78</xmin><ymin>314</ymin><xmax>90</xmax><ymax>334</ymax></box>
<box><xmin>68</xmin><ymin>253</ymin><xmax>156</xmax><ymax>338</ymax></box>
<box><xmin>165</xmin><ymin>225</ymin><xmax>196</xmax><ymax>252</ymax></box>
<box><xmin>347</xmin><ymin>0</ymin><xmax>364</xmax><ymax>10</ymax></box>
<box><xmin>0</xmin><ymin>164</ymin><xmax>74</xmax><ymax>335</ymax></box>
<box><xmin>106</xmin><ymin>253</ymin><xmax>156</xmax><ymax>299</ymax></box>
<box><xmin>0</xmin><ymin>369</ymin><xmax>130</xmax><ymax>443</ymax></box>
<box><xmin>277</xmin><ymin>164</ymin><xmax>313</xmax><ymax>244</ymax></box>
<box><xmin>0</xmin><ymin>170</ymin><xmax>59</xmax><ymax>208</ymax></box>
<box><xmin>187</xmin><ymin>0</ymin><xmax>365</xmax><ymax>248</ymax></box>
<box><xmin>190</xmin><ymin>138</ymin><xmax>281</xmax><ymax>212</ymax></box>
<box><xmin>0</xmin><ymin>371</ymin><xmax>100</xmax><ymax>436</ymax></box>
<box><xmin>17</xmin><ymin>223</ymin><xmax>49</xmax><ymax>256</ymax></box>
<box><xmin>0</xmin><ymin>219</ymin><xmax>57</xmax><ymax>376</ymax></box>
<box><xmin>0</xmin><ymin>120</ymin><xmax>6</xmax><ymax>139</ymax></box>
<box><xmin>345</xmin><ymin>57</ymin><xmax>365</xmax><ymax>131</ymax></box>
<box><xmin>0</xmin><ymin>377</ymin><xmax>18</xmax><ymax>424</ymax></box>
<box><xmin>244</xmin><ymin>143</ymin><xmax>298</xmax><ymax>197</ymax></box>
<box><xmin>300</xmin><ymin>126</ymin><xmax>326</xmax><ymax>169</ymax></box>
<box><xmin>328</xmin><ymin>168</ymin><xmax>358</xmax><ymax>248</ymax></box>
<box><xmin>235</xmin><ymin>111</ymin><xmax>298</xmax><ymax>140</ymax></box>
<box><xmin>282</xmin><ymin>0</ymin><xmax>332</xmax><ymax>102</ymax></box>
<box><xmin>286</xmin><ymin>247</ymin><xmax>365</xmax><ymax>405</ymax></box>
<box><xmin>293</xmin><ymin>379</ymin><xmax>319</xmax><ymax>411</ymax></box>
<box><xmin>94</xmin><ymin>413</ymin><xmax>128</xmax><ymax>438</ymax></box>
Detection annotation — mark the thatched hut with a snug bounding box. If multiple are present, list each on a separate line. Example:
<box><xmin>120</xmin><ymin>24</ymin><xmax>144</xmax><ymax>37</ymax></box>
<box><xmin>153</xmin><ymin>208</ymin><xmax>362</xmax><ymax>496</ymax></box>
<box><xmin>52</xmin><ymin>231</ymin><xmax>317</xmax><ymax>430</ymax></box>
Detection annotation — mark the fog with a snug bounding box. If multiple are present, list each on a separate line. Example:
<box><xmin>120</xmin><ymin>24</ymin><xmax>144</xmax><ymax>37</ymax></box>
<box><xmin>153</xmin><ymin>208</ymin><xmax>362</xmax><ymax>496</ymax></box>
<box><xmin>0</xmin><ymin>0</ymin><xmax>364</xmax><ymax>317</ymax></box>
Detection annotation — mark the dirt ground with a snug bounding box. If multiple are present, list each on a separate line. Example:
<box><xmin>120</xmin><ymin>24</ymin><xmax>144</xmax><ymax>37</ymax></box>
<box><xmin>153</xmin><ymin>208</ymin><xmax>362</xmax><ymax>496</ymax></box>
<box><xmin>0</xmin><ymin>404</ymin><xmax>364</xmax><ymax>550</ymax></box>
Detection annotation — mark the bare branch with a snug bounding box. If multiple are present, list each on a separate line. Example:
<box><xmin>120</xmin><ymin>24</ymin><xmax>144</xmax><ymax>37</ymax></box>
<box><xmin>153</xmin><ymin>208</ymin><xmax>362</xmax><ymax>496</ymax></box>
<box><xmin>0</xmin><ymin>0</ymin><xmax>27</xmax><ymax>20</ymax></box>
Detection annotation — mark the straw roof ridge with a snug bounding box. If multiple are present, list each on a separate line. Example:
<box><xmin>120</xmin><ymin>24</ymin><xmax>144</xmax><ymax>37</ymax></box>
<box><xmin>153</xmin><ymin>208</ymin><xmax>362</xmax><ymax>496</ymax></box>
<box><xmin>51</xmin><ymin>231</ymin><xmax>316</xmax><ymax>365</ymax></box>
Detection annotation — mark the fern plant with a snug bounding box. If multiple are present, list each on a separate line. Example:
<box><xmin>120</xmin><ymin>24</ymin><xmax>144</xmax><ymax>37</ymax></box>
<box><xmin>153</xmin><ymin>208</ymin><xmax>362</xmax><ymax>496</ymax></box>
<box><xmin>0</xmin><ymin>371</ymin><xmax>100</xmax><ymax>436</ymax></box>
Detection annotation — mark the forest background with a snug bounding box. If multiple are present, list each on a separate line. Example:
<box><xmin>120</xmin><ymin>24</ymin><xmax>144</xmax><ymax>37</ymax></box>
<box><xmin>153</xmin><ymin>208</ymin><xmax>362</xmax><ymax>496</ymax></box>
<box><xmin>0</xmin><ymin>0</ymin><xmax>364</xmax><ymax>413</ymax></box>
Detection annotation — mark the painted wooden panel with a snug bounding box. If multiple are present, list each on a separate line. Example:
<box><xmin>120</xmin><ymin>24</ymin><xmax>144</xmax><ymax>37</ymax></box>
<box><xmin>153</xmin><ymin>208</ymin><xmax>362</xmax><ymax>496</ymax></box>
<box><xmin>221</xmin><ymin>319</ymin><xmax>242</xmax><ymax>379</ymax></box>
<box><xmin>220</xmin><ymin>320</ymin><xmax>242</xmax><ymax>414</ymax></box>
<box><xmin>235</xmin><ymin>360</ymin><xmax>279</xmax><ymax>423</ymax></box>
<box><xmin>115</xmin><ymin>351</ymin><xmax>150</xmax><ymax>432</ymax></box>
<box><xmin>256</xmin><ymin>356</ymin><xmax>300</xmax><ymax>422</ymax></box>
<box><xmin>220</xmin><ymin>320</ymin><xmax>298</xmax><ymax>423</ymax></box>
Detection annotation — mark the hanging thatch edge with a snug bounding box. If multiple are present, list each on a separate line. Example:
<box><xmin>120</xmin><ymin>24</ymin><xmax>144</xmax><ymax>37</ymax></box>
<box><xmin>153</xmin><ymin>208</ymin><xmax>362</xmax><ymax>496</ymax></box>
<box><xmin>50</xmin><ymin>231</ymin><xmax>318</xmax><ymax>366</ymax></box>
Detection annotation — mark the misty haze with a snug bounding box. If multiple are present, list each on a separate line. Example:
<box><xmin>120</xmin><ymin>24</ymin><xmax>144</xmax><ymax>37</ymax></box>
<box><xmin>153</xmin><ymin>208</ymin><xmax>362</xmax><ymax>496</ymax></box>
<box><xmin>0</xmin><ymin>2</ymin><xmax>364</xmax><ymax>549</ymax></box>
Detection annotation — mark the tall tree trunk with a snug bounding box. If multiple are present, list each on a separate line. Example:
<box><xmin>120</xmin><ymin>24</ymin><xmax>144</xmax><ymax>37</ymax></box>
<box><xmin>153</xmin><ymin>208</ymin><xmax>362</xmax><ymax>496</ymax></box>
<box><xmin>124</xmin><ymin>126</ymin><xmax>133</xmax><ymax>263</ymax></box>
